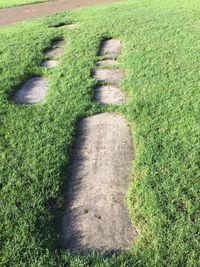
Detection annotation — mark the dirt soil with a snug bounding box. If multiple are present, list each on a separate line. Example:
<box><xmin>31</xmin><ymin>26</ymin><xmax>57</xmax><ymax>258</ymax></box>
<box><xmin>0</xmin><ymin>0</ymin><xmax>119</xmax><ymax>26</ymax></box>
<box><xmin>62</xmin><ymin>113</ymin><xmax>137</xmax><ymax>253</ymax></box>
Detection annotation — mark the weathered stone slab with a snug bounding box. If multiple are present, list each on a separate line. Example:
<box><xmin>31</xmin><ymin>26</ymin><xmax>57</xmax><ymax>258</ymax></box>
<box><xmin>99</xmin><ymin>39</ymin><xmax>122</xmax><ymax>58</ymax></box>
<box><xmin>53</xmin><ymin>23</ymin><xmax>78</xmax><ymax>29</ymax></box>
<box><xmin>62</xmin><ymin>113</ymin><xmax>137</xmax><ymax>253</ymax></box>
<box><xmin>41</xmin><ymin>60</ymin><xmax>58</xmax><ymax>68</ymax></box>
<box><xmin>13</xmin><ymin>77</ymin><xmax>48</xmax><ymax>104</ymax></box>
<box><xmin>93</xmin><ymin>69</ymin><xmax>124</xmax><ymax>85</ymax></box>
<box><xmin>95</xmin><ymin>85</ymin><xmax>126</xmax><ymax>105</ymax></box>
<box><xmin>96</xmin><ymin>59</ymin><xmax>118</xmax><ymax>67</ymax></box>
<box><xmin>58</xmin><ymin>24</ymin><xmax>78</xmax><ymax>29</ymax></box>
<box><xmin>44</xmin><ymin>39</ymin><xmax>65</xmax><ymax>59</ymax></box>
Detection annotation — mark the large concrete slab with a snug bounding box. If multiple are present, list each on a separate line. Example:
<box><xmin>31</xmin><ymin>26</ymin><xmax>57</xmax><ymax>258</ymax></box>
<box><xmin>62</xmin><ymin>113</ymin><xmax>137</xmax><ymax>254</ymax></box>
<box><xmin>95</xmin><ymin>85</ymin><xmax>126</xmax><ymax>105</ymax></box>
<box><xmin>93</xmin><ymin>69</ymin><xmax>124</xmax><ymax>85</ymax></box>
<box><xmin>13</xmin><ymin>77</ymin><xmax>48</xmax><ymax>104</ymax></box>
<box><xmin>99</xmin><ymin>39</ymin><xmax>122</xmax><ymax>58</ymax></box>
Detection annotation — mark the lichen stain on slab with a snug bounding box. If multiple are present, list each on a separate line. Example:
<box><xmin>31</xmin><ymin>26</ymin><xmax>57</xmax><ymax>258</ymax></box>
<box><xmin>61</xmin><ymin>113</ymin><xmax>137</xmax><ymax>253</ymax></box>
<box><xmin>41</xmin><ymin>60</ymin><xmax>58</xmax><ymax>68</ymax></box>
<box><xmin>44</xmin><ymin>39</ymin><xmax>65</xmax><ymax>59</ymax></box>
<box><xmin>99</xmin><ymin>39</ymin><xmax>122</xmax><ymax>58</ymax></box>
<box><xmin>93</xmin><ymin>69</ymin><xmax>124</xmax><ymax>85</ymax></box>
<box><xmin>95</xmin><ymin>85</ymin><xmax>126</xmax><ymax>105</ymax></box>
<box><xmin>13</xmin><ymin>77</ymin><xmax>48</xmax><ymax>104</ymax></box>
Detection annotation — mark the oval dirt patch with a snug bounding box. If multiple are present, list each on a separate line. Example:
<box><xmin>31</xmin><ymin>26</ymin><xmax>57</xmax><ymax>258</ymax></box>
<box><xmin>62</xmin><ymin>113</ymin><xmax>137</xmax><ymax>253</ymax></box>
<box><xmin>13</xmin><ymin>77</ymin><xmax>48</xmax><ymax>104</ymax></box>
<box><xmin>95</xmin><ymin>85</ymin><xmax>126</xmax><ymax>104</ymax></box>
<box><xmin>99</xmin><ymin>39</ymin><xmax>122</xmax><ymax>58</ymax></box>
<box><xmin>93</xmin><ymin>69</ymin><xmax>124</xmax><ymax>85</ymax></box>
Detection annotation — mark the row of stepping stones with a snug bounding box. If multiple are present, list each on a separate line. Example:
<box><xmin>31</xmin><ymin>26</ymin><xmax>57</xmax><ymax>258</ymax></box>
<box><xmin>13</xmin><ymin>23</ymin><xmax>77</xmax><ymax>104</ymax></box>
<box><xmin>11</xmin><ymin>26</ymin><xmax>136</xmax><ymax>253</ymax></box>
<box><xmin>62</xmin><ymin>39</ymin><xmax>137</xmax><ymax>253</ymax></box>
<box><xmin>93</xmin><ymin>39</ymin><xmax>126</xmax><ymax>105</ymax></box>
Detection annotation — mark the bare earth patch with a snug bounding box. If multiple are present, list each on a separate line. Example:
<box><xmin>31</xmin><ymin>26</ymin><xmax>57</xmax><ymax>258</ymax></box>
<box><xmin>41</xmin><ymin>60</ymin><xmax>58</xmax><ymax>68</ymax></box>
<box><xmin>44</xmin><ymin>39</ymin><xmax>65</xmax><ymax>59</ymax></box>
<box><xmin>62</xmin><ymin>113</ymin><xmax>137</xmax><ymax>253</ymax></box>
<box><xmin>13</xmin><ymin>77</ymin><xmax>48</xmax><ymax>104</ymax></box>
<box><xmin>99</xmin><ymin>39</ymin><xmax>122</xmax><ymax>58</ymax></box>
<box><xmin>93</xmin><ymin>69</ymin><xmax>124</xmax><ymax>85</ymax></box>
<box><xmin>95</xmin><ymin>85</ymin><xmax>126</xmax><ymax>104</ymax></box>
<box><xmin>96</xmin><ymin>59</ymin><xmax>118</xmax><ymax>66</ymax></box>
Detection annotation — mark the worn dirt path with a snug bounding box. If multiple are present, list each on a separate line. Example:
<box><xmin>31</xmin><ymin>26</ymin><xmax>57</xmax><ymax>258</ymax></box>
<box><xmin>0</xmin><ymin>0</ymin><xmax>119</xmax><ymax>27</ymax></box>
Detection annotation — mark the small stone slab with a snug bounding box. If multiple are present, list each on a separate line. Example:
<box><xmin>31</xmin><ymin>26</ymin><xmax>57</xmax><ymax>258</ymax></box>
<box><xmin>62</xmin><ymin>113</ymin><xmax>137</xmax><ymax>253</ymax></box>
<box><xmin>95</xmin><ymin>85</ymin><xmax>126</xmax><ymax>105</ymax></box>
<box><xmin>44</xmin><ymin>39</ymin><xmax>65</xmax><ymax>59</ymax></box>
<box><xmin>57</xmin><ymin>24</ymin><xmax>78</xmax><ymax>30</ymax></box>
<box><xmin>41</xmin><ymin>60</ymin><xmax>58</xmax><ymax>68</ymax></box>
<box><xmin>96</xmin><ymin>59</ymin><xmax>118</xmax><ymax>67</ymax></box>
<box><xmin>99</xmin><ymin>39</ymin><xmax>122</xmax><ymax>58</ymax></box>
<box><xmin>13</xmin><ymin>77</ymin><xmax>48</xmax><ymax>104</ymax></box>
<box><xmin>93</xmin><ymin>69</ymin><xmax>124</xmax><ymax>85</ymax></box>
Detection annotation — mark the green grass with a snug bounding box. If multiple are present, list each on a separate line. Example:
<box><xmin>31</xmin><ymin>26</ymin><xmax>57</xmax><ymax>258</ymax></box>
<box><xmin>0</xmin><ymin>0</ymin><xmax>50</xmax><ymax>9</ymax></box>
<box><xmin>0</xmin><ymin>0</ymin><xmax>200</xmax><ymax>266</ymax></box>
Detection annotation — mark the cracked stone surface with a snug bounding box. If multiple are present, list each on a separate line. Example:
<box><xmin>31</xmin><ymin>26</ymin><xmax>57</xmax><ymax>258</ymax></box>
<box><xmin>93</xmin><ymin>69</ymin><xmax>124</xmax><ymax>85</ymax></box>
<box><xmin>61</xmin><ymin>113</ymin><xmax>137</xmax><ymax>253</ymax></box>
<box><xmin>41</xmin><ymin>60</ymin><xmax>58</xmax><ymax>68</ymax></box>
<box><xmin>95</xmin><ymin>85</ymin><xmax>126</xmax><ymax>104</ymax></box>
<box><xmin>13</xmin><ymin>77</ymin><xmax>48</xmax><ymax>104</ymax></box>
<box><xmin>99</xmin><ymin>39</ymin><xmax>122</xmax><ymax>58</ymax></box>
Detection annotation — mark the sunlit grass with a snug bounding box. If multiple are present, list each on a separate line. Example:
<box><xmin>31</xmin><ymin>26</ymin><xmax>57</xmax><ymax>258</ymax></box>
<box><xmin>0</xmin><ymin>0</ymin><xmax>199</xmax><ymax>266</ymax></box>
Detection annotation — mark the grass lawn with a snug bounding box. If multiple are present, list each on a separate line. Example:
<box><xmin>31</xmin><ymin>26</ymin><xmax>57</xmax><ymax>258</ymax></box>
<box><xmin>0</xmin><ymin>0</ymin><xmax>199</xmax><ymax>266</ymax></box>
<box><xmin>0</xmin><ymin>0</ymin><xmax>50</xmax><ymax>9</ymax></box>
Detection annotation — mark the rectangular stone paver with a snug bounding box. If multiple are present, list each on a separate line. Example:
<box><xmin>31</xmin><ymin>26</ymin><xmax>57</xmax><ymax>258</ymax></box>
<box><xmin>61</xmin><ymin>113</ymin><xmax>137</xmax><ymax>254</ymax></box>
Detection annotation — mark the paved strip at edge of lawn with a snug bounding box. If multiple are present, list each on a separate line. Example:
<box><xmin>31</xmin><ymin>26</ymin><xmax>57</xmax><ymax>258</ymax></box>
<box><xmin>0</xmin><ymin>0</ymin><xmax>120</xmax><ymax>26</ymax></box>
